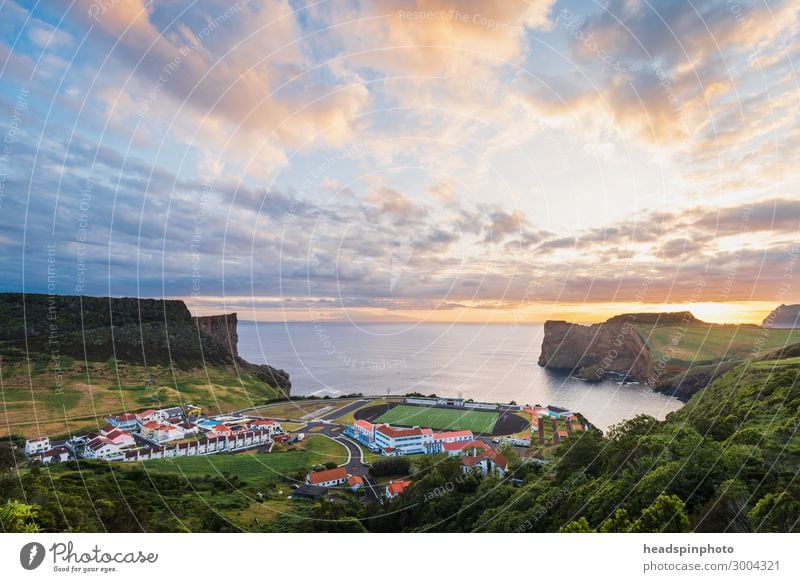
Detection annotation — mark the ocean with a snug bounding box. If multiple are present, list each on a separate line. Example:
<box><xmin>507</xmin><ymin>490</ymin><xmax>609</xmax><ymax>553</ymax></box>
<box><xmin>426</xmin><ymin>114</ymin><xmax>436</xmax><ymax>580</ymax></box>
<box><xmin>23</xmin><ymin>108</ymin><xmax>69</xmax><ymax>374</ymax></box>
<box><xmin>237</xmin><ymin>322</ymin><xmax>683</xmax><ymax>430</ymax></box>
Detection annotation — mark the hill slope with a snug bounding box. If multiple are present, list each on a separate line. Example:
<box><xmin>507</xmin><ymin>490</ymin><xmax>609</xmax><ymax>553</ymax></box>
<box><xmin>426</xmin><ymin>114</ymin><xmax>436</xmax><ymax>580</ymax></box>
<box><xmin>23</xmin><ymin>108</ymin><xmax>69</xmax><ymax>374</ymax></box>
<box><xmin>0</xmin><ymin>293</ymin><xmax>290</xmax><ymax>438</ymax></box>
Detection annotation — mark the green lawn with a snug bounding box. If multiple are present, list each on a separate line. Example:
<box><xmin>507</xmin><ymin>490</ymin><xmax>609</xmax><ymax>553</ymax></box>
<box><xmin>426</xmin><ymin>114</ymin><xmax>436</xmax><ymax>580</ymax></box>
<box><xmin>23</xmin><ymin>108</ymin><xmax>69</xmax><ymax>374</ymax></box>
<box><xmin>375</xmin><ymin>405</ymin><xmax>499</xmax><ymax>433</ymax></box>
<box><xmin>128</xmin><ymin>435</ymin><xmax>348</xmax><ymax>482</ymax></box>
<box><xmin>635</xmin><ymin>324</ymin><xmax>800</xmax><ymax>364</ymax></box>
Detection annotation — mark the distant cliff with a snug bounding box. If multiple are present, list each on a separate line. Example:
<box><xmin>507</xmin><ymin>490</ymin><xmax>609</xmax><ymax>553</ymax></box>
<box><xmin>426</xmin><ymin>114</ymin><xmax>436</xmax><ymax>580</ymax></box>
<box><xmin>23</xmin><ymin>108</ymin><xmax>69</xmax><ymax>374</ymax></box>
<box><xmin>762</xmin><ymin>304</ymin><xmax>800</xmax><ymax>329</ymax></box>
<box><xmin>538</xmin><ymin>317</ymin><xmax>651</xmax><ymax>381</ymax></box>
<box><xmin>0</xmin><ymin>293</ymin><xmax>290</xmax><ymax>395</ymax></box>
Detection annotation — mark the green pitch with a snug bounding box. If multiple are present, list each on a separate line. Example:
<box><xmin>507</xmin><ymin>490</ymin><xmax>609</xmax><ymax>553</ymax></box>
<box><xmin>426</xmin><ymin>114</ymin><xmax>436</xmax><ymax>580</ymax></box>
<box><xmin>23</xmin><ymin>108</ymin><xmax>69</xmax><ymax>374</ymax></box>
<box><xmin>375</xmin><ymin>405</ymin><xmax>499</xmax><ymax>434</ymax></box>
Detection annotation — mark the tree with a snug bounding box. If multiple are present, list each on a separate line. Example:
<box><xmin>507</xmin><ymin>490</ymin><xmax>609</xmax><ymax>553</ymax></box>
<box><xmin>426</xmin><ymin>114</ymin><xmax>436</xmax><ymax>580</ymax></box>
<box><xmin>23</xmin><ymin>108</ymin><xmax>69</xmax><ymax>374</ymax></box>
<box><xmin>0</xmin><ymin>500</ymin><xmax>41</xmax><ymax>532</ymax></box>
<box><xmin>599</xmin><ymin>508</ymin><xmax>633</xmax><ymax>532</ymax></box>
<box><xmin>631</xmin><ymin>494</ymin><xmax>690</xmax><ymax>533</ymax></box>
<box><xmin>560</xmin><ymin>517</ymin><xmax>592</xmax><ymax>532</ymax></box>
<box><xmin>748</xmin><ymin>491</ymin><xmax>800</xmax><ymax>533</ymax></box>
<box><xmin>552</xmin><ymin>430</ymin><xmax>603</xmax><ymax>482</ymax></box>
<box><xmin>0</xmin><ymin>442</ymin><xmax>21</xmax><ymax>475</ymax></box>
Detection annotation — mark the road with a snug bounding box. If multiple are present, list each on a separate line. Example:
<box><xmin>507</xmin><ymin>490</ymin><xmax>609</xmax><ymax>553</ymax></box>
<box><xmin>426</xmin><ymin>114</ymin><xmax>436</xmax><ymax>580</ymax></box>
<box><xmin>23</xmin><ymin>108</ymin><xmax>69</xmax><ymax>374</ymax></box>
<box><xmin>292</xmin><ymin>419</ymin><xmax>381</xmax><ymax>501</ymax></box>
<box><xmin>318</xmin><ymin>399</ymin><xmax>368</xmax><ymax>421</ymax></box>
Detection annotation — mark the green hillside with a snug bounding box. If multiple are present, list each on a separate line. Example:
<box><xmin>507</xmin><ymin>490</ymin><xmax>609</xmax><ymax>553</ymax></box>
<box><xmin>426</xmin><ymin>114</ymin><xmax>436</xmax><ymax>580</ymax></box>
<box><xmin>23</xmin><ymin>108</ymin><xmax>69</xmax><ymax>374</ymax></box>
<box><xmin>636</xmin><ymin>322</ymin><xmax>800</xmax><ymax>365</ymax></box>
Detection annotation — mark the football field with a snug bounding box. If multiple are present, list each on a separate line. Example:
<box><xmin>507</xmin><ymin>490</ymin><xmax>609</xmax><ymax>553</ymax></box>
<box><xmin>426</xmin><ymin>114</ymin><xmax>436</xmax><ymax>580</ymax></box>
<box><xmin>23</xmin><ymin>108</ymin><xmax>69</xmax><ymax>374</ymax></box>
<box><xmin>375</xmin><ymin>405</ymin><xmax>499</xmax><ymax>434</ymax></box>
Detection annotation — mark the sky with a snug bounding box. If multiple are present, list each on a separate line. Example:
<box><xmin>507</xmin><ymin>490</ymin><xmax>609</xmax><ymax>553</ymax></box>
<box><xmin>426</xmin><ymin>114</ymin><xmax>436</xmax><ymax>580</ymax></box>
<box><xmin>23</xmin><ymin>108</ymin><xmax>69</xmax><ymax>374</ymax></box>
<box><xmin>0</xmin><ymin>0</ymin><xmax>797</xmax><ymax>324</ymax></box>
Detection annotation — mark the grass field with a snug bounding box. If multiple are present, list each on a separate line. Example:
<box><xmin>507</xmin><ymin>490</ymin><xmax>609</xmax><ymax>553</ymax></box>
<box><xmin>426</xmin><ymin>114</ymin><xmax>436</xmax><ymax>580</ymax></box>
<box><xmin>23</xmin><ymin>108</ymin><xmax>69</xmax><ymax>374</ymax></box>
<box><xmin>375</xmin><ymin>405</ymin><xmax>499</xmax><ymax>433</ymax></box>
<box><xmin>0</xmin><ymin>360</ymin><xmax>285</xmax><ymax>438</ymax></box>
<box><xmin>129</xmin><ymin>435</ymin><xmax>348</xmax><ymax>482</ymax></box>
<box><xmin>636</xmin><ymin>324</ymin><xmax>800</xmax><ymax>365</ymax></box>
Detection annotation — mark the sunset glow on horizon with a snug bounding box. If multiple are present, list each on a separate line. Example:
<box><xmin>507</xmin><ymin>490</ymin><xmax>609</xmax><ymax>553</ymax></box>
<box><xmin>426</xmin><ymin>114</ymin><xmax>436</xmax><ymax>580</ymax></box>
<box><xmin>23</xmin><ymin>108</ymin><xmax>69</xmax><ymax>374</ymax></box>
<box><xmin>1</xmin><ymin>1</ymin><xmax>798</xmax><ymax>323</ymax></box>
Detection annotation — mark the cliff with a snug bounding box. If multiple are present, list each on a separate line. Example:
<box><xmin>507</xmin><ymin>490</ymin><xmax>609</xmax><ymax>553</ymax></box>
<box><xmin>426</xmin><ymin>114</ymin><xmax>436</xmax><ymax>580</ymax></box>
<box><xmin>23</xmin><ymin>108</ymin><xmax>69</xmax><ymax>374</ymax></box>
<box><xmin>0</xmin><ymin>293</ymin><xmax>290</xmax><ymax>395</ymax></box>
<box><xmin>193</xmin><ymin>313</ymin><xmax>239</xmax><ymax>360</ymax></box>
<box><xmin>762</xmin><ymin>304</ymin><xmax>800</xmax><ymax>329</ymax></box>
<box><xmin>538</xmin><ymin>317</ymin><xmax>651</xmax><ymax>381</ymax></box>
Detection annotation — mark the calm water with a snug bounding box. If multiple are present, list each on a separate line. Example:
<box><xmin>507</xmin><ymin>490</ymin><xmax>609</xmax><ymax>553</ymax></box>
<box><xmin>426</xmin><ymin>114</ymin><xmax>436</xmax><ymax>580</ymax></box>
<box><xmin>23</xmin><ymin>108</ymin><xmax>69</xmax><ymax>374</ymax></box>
<box><xmin>238</xmin><ymin>322</ymin><xmax>682</xmax><ymax>430</ymax></box>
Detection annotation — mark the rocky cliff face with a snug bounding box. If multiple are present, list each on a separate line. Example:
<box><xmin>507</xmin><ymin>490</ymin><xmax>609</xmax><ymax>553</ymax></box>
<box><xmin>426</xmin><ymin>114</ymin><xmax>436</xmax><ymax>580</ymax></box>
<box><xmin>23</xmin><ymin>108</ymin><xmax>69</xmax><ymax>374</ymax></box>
<box><xmin>193</xmin><ymin>313</ymin><xmax>239</xmax><ymax>360</ymax></box>
<box><xmin>0</xmin><ymin>293</ymin><xmax>290</xmax><ymax>395</ymax></box>
<box><xmin>538</xmin><ymin>317</ymin><xmax>651</xmax><ymax>381</ymax></box>
<box><xmin>762</xmin><ymin>304</ymin><xmax>800</xmax><ymax>329</ymax></box>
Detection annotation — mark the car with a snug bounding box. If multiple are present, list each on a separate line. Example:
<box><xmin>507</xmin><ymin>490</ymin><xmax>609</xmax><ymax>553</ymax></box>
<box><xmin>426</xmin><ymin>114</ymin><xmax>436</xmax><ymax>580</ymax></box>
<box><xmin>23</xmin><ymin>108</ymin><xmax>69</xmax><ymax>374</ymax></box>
<box><xmin>290</xmin><ymin>484</ymin><xmax>300</xmax><ymax>489</ymax></box>
<box><xmin>492</xmin><ymin>438</ymin><xmax>501</xmax><ymax>443</ymax></box>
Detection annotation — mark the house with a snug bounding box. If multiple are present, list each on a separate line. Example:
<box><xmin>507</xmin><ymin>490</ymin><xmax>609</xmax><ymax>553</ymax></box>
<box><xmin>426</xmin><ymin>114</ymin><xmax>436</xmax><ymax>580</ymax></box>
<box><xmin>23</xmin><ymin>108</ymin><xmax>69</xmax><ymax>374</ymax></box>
<box><xmin>177</xmin><ymin>421</ymin><xmax>200</xmax><ymax>436</ymax></box>
<box><xmin>385</xmin><ymin>480</ymin><xmax>412</xmax><ymax>499</ymax></box>
<box><xmin>374</xmin><ymin>424</ymin><xmax>434</xmax><ymax>455</ymax></box>
<box><xmin>430</xmin><ymin>430</ymin><xmax>474</xmax><ymax>452</ymax></box>
<box><xmin>292</xmin><ymin>484</ymin><xmax>328</xmax><ymax>501</ymax></box>
<box><xmin>182</xmin><ymin>404</ymin><xmax>203</xmax><ymax>420</ymax></box>
<box><xmin>105</xmin><ymin>412</ymin><xmax>138</xmax><ymax>430</ymax></box>
<box><xmin>104</xmin><ymin>428</ymin><xmax>136</xmax><ymax>447</ymax></box>
<box><xmin>99</xmin><ymin>424</ymin><xmax>136</xmax><ymax>447</ymax></box>
<box><xmin>140</xmin><ymin>421</ymin><xmax>184</xmax><ymax>443</ymax></box>
<box><xmin>443</xmin><ymin>440</ymin><xmax>490</xmax><ymax>456</ymax></box>
<box><xmin>461</xmin><ymin>447</ymin><xmax>508</xmax><ymax>477</ymax></box>
<box><xmin>347</xmin><ymin>475</ymin><xmax>365</xmax><ymax>490</ymax></box>
<box><xmin>208</xmin><ymin>423</ymin><xmax>233</xmax><ymax>438</ymax></box>
<box><xmin>24</xmin><ymin>437</ymin><xmax>50</xmax><ymax>456</ymax></box>
<box><xmin>306</xmin><ymin>467</ymin><xmax>348</xmax><ymax>487</ymax></box>
<box><xmin>247</xmin><ymin>419</ymin><xmax>283</xmax><ymax>435</ymax></box>
<box><xmin>41</xmin><ymin>447</ymin><xmax>70</xmax><ymax>463</ymax></box>
<box><xmin>135</xmin><ymin>409</ymin><xmax>167</xmax><ymax>425</ymax></box>
<box><xmin>83</xmin><ymin>436</ymin><xmax>122</xmax><ymax>460</ymax></box>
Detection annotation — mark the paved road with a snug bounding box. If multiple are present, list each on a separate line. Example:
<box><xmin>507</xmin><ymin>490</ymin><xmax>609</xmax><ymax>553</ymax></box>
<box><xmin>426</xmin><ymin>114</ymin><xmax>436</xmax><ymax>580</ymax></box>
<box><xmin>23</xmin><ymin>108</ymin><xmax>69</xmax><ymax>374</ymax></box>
<box><xmin>289</xmin><ymin>420</ymin><xmax>380</xmax><ymax>501</ymax></box>
<box><xmin>318</xmin><ymin>399</ymin><xmax>368</xmax><ymax>422</ymax></box>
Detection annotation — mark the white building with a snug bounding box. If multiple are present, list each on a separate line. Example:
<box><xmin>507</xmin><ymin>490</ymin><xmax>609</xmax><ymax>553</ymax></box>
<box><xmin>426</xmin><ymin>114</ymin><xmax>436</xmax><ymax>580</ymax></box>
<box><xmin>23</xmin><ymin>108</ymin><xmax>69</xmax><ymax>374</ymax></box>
<box><xmin>374</xmin><ymin>424</ymin><xmax>434</xmax><ymax>455</ymax></box>
<box><xmin>99</xmin><ymin>425</ymin><xmax>136</xmax><ymax>447</ymax></box>
<box><xmin>431</xmin><ymin>430</ymin><xmax>474</xmax><ymax>452</ymax></box>
<box><xmin>306</xmin><ymin>467</ymin><xmax>348</xmax><ymax>487</ymax></box>
<box><xmin>41</xmin><ymin>447</ymin><xmax>70</xmax><ymax>463</ymax></box>
<box><xmin>83</xmin><ymin>436</ymin><xmax>122</xmax><ymax>460</ymax></box>
<box><xmin>385</xmin><ymin>480</ymin><xmax>412</xmax><ymax>499</ymax></box>
<box><xmin>24</xmin><ymin>437</ymin><xmax>50</xmax><ymax>456</ymax></box>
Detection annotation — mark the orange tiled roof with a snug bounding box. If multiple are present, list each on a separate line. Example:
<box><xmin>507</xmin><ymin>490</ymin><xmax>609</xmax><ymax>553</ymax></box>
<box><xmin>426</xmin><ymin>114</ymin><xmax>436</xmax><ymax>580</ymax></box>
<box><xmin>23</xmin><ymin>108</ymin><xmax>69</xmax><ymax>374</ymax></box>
<box><xmin>308</xmin><ymin>467</ymin><xmax>347</xmax><ymax>484</ymax></box>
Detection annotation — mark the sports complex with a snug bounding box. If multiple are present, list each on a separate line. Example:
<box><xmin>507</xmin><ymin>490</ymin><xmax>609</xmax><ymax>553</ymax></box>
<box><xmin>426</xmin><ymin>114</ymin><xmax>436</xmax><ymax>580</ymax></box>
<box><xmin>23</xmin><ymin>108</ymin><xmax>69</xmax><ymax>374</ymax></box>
<box><xmin>354</xmin><ymin>401</ymin><xmax>528</xmax><ymax>436</ymax></box>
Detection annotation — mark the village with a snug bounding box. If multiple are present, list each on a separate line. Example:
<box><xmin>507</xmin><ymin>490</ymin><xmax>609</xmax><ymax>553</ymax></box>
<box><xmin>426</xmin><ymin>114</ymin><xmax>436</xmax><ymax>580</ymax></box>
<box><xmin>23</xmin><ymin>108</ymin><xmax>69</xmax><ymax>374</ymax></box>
<box><xmin>21</xmin><ymin>396</ymin><xmax>588</xmax><ymax>503</ymax></box>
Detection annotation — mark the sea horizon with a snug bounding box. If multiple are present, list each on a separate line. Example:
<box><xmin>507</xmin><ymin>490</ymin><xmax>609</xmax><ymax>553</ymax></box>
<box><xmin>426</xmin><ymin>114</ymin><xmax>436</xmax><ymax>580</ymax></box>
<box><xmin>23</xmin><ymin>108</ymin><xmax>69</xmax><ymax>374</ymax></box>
<box><xmin>237</xmin><ymin>320</ymin><xmax>683</xmax><ymax>431</ymax></box>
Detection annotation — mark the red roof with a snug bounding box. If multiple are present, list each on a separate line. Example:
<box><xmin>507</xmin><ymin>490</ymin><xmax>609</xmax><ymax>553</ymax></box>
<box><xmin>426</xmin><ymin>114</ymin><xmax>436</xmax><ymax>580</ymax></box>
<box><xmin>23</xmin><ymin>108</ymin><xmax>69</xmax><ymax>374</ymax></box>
<box><xmin>443</xmin><ymin>440</ymin><xmax>488</xmax><ymax>453</ymax></box>
<box><xmin>86</xmin><ymin>436</ymin><xmax>116</xmax><ymax>451</ymax></box>
<box><xmin>137</xmin><ymin>409</ymin><xmax>157</xmax><ymax>418</ymax></box>
<box><xmin>347</xmin><ymin>475</ymin><xmax>364</xmax><ymax>486</ymax></box>
<box><xmin>462</xmin><ymin>448</ymin><xmax>508</xmax><ymax>471</ymax></box>
<box><xmin>376</xmin><ymin>424</ymin><xmax>424</xmax><ymax>438</ymax></box>
<box><xmin>354</xmin><ymin>419</ymin><xmax>374</xmax><ymax>430</ymax></box>
<box><xmin>42</xmin><ymin>447</ymin><xmax>68</xmax><ymax>458</ymax></box>
<box><xmin>118</xmin><ymin>413</ymin><xmax>137</xmax><ymax>421</ymax></box>
<box><xmin>308</xmin><ymin>467</ymin><xmax>348</xmax><ymax>485</ymax></box>
<box><xmin>104</xmin><ymin>429</ymin><xmax>131</xmax><ymax>441</ymax></box>
<box><xmin>143</xmin><ymin>421</ymin><xmax>160</xmax><ymax>429</ymax></box>
<box><xmin>387</xmin><ymin>480</ymin><xmax>412</xmax><ymax>496</ymax></box>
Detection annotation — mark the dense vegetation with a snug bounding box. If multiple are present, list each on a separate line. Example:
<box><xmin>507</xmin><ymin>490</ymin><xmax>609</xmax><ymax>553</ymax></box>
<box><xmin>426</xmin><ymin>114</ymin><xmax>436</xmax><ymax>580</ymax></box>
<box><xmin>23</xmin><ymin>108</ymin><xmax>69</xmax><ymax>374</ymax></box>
<box><xmin>2</xmin><ymin>354</ymin><xmax>798</xmax><ymax>533</ymax></box>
